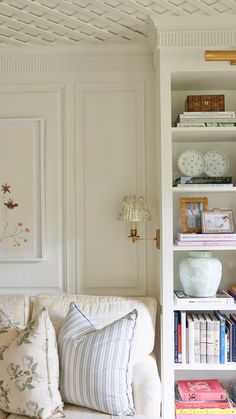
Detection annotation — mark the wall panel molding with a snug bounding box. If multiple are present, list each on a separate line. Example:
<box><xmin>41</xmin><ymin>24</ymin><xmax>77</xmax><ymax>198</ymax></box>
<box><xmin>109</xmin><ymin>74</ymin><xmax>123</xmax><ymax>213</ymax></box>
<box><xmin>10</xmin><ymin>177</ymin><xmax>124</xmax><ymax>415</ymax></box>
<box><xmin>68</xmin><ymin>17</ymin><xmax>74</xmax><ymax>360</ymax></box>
<box><xmin>75</xmin><ymin>82</ymin><xmax>147</xmax><ymax>295</ymax></box>
<box><xmin>0</xmin><ymin>83</ymin><xmax>65</xmax><ymax>293</ymax></box>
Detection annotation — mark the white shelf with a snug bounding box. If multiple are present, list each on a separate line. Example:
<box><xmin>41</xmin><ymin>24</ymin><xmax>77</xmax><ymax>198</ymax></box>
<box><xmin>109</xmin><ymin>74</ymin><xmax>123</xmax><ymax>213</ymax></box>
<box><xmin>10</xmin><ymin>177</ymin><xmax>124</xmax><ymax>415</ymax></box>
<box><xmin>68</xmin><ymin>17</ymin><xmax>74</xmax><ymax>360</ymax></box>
<box><xmin>172</xmin><ymin>127</ymin><xmax>236</xmax><ymax>143</ymax></box>
<box><xmin>173</xmin><ymin>186</ymin><xmax>236</xmax><ymax>193</ymax></box>
<box><xmin>173</xmin><ymin>303</ymin><xmax>236</xmax><ymax>311</ymax></box>
<box><xmin>174</xmin><ymin>363</ymin><xmax>236</xmax><ymax>371</ymax></box>
<box><xmin>173</xmin><ymin>244</ymin><xmax>236</xmax><ymax>251</ymax></box>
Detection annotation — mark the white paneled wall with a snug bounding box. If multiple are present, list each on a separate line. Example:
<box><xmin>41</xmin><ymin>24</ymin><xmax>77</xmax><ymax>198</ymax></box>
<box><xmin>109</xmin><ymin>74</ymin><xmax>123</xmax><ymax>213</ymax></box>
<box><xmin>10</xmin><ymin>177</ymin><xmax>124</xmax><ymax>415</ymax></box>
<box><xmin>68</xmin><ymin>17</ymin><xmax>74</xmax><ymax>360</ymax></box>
<box><xmin>0</xmin><ymin>47</ymin><xmax>158</xmax><ymax>297</ymax></box>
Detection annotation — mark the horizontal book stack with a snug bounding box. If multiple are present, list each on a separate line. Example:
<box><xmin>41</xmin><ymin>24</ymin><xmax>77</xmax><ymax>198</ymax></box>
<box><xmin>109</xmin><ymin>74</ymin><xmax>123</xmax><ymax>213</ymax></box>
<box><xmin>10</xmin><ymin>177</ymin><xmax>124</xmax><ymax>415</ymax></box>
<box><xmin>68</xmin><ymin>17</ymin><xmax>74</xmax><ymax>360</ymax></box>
<box><xmin>174</xmin><ymin>310</ymin><xmax>236</xmax><ymax>365</ymax></box>
<box><xmin>175</xmin><ymin>111</ymin><xmax>236</xmax><ymax>128</ymax></box>
<box><xmin>175</xmin><ymin>379</ymin><xmax>236</xmax><ymax>419</ymax></box>
<box><xmin>175</xmin><ymin>233</ymin><xmax>236</xmax><ymax>247</ymax></box>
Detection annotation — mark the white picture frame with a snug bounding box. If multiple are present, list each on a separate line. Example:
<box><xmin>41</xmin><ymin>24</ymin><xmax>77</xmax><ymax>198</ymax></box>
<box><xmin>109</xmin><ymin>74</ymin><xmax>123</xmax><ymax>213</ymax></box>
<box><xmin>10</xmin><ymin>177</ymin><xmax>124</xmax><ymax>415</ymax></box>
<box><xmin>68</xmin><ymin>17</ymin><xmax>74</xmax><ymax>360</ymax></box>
<box><xmin>0</xmin><ymin>118</ymin><xmax>45</xmax><ymax>261</ymax></box>
<box><xmin>201</xmin><ymin>208</ymin><xmax>234</xmax><ymax>234</ymax></box>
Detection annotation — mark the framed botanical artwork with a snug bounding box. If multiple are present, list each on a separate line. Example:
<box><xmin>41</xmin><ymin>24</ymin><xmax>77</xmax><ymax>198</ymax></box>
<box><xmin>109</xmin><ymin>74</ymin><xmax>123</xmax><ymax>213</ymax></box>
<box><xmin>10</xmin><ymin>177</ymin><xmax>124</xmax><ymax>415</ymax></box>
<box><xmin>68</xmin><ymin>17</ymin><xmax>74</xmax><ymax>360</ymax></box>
<box><xmin>0</xmin><ymin>118</ymin><xmax>45</xmax><ymax>260</ymax></box>
<box><xmin>180</xmin><ymin>197</ymin><xmax>208</xmax><ymax>233</ymax></box>
<box><xmin>201</xmin><ymin>208</ymin><xmax>234</xmax><ymax>234</ymax></box>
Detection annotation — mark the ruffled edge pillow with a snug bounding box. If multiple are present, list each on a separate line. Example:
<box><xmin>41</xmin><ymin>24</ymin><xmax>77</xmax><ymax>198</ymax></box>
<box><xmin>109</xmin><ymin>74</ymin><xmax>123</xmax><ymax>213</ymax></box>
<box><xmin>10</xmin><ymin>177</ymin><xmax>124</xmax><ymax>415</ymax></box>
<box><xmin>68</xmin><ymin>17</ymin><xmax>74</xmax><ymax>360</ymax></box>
<box><xmin>58</xmin><ymin>302</ymin><xmax>137</xmax><ymax>416</ymax></box>
<box><xmin>0</xmin><ymin>308</ymin><xmax>64</xmax><ymax>419</ymax></box>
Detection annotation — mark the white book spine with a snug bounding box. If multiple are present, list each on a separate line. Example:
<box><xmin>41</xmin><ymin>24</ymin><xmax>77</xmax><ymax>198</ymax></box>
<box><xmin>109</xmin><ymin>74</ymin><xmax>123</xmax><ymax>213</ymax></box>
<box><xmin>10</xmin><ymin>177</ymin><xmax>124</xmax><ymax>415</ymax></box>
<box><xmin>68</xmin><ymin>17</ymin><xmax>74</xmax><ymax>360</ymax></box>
<box><xmin>204</xmin><ymin>313</ymin><xmax>215</xmax><ymax>364</ymax></box>
<box><xmin>177</xmin><ymin>233</ymin><xmax>236</xmax><ymax>241</ymax></box>
<box><xmin>211</xmin><ymin>314</ymin><xmax>220</xmax><ymax>364</ymax></box>
<box><xmin>187</xmin><ymin>314</ymin><xmax>194</xmax><ymax>364</ymax></box>
<box><xmin>181</xmin><ymin>311</ymin><xmax>186</xmax><ymax>364</ymax></box>
<box><xmin>192</xmin><ymin>313</ymin><xmax>200</xmax><ymax>363</ymax></box>
<box><xmin>183</xmin><ymin>111</ymin><xmax>235</xmax><ymax>117</ymax></box>
<box><xmin>198</xmin><ymin>313</ymin><xmax>207</xmax><ymax>364</ymax></box>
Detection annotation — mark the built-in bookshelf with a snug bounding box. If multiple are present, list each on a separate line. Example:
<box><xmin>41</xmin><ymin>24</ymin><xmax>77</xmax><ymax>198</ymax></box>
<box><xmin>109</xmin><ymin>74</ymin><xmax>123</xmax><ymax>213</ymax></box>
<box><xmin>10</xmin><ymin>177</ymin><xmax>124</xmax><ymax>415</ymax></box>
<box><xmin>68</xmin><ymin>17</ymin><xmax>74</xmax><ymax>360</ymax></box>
<box><xmin>158</xmin><ymin>47</ymin><xmax>236</xmax><ymax>419</ymax></box>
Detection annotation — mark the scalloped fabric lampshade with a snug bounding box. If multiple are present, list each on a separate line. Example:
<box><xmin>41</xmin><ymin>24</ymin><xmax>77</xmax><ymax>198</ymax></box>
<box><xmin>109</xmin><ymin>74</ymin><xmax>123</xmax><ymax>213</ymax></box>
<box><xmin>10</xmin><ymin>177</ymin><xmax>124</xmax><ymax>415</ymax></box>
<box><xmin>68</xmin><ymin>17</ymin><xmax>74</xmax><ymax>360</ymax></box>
<box><xmin>117</xmin><ymin>195</ymin><xmax>151</xmax><ymax>222</ymax></box>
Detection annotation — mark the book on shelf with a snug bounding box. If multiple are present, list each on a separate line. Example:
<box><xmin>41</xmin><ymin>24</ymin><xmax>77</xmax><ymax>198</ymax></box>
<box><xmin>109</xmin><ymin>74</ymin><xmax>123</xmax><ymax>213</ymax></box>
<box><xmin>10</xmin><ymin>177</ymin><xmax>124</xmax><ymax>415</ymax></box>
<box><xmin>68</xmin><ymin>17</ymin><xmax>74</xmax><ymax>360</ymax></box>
<box><xmin>181</xmin><ymin>311</ymin><xmax>187</xmax><ymax>364</ymax></box>
<box><xmin>176</xmin><ymin>183</ymin><xmax>234</xmax><ymax>187</ymax></box>
<box><xmin>176</xmin><ymin>408</ymin><xmax>236</xmax><ymax>414</ymax></box>
<box><xmin>204</xmin><ymin>313</ymin><xmax>215</xmax><ymax>364</ymax></box>
<box><xmin>198</xmin><ymin>313</ymin><xmax>207</xmax><ymax>364</ymax></box>
<box><xmin>175</xmin><ymin>240</ymin><xmax>236</xmax><ymax>247</ymax></box>
<box><xmin>183</xmin><ymin>111</ymin><xmax>235</xmax><ymax>118</ymax></box>
<box><xmin>214</xmin><ymin>311</ymin><xmax>226</xmax><ymax>364</ymax></box>
<box><xmin>186</xmin><ymin>313</ymin><xmax>194</xmax><ymax>364</ymax></box>
<box><xmin>174</xmin><ymin>290</ymin><xmax>234</xmax><ymax>305</ymax></box>
<box><xmin>175</xmin><ymin>386</ymin><xmax>233</xmax><ymax>409</ymax></box>
<box><xmin>177</xmin><ymin>379</ymin><xmax>227</xmax><ymax>401</ymax></box>
<box><xmin>175</xmin><ymin>113</ymin><xmax>236</xmax><ymax>128</ymax></box>
<box><xmin>176</xmin><ymin>122</ymin><xmax>236</xmax><ymax>127</ymax></box>
<box><xmin>175</xmin><ymin>176</ymin><xmax>233</xmax><ymax>185</ymax></box>
<box><xmin>192</xmin><ymin>313</ymin><xmax>201</xmax><ymax>363</ymax></box>
<box><xmin>175</xmin><ymin>414</ymin><xmax>236</xmax><ymax>418</ymax></box>
<box><xmin>178</xmin><ymin>117</ymin><xmax>236</xmax><ymax>123</ymax></box>
<box><xmin>177</xmin><ymin>233</ymin><xmax>236</xmax><ymax>242</ymax></box>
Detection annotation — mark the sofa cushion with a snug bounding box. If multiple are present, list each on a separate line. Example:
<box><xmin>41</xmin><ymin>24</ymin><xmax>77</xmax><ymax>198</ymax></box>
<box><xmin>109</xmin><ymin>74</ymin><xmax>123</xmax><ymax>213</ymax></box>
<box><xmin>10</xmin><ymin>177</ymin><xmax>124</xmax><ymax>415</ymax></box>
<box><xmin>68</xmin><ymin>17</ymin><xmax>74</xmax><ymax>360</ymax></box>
<box><xmin>0</xmin><ymin>309</ymin><xmax>63</xmax><ymax>419</ymax></box>
<box><xmin>33</xmin><ymin>294</ymin><xmax>156</xmax><ymax>363</ymax></box>
<box><xmin>58</xmin><ymin>303</ymin><xmax>137</xmax><ymax>416</ymax></box>
<box><xmin>0</xmin><ymin>295</ymin><xmax>30</xmax><ymax>330</ymax></box>
<box><xmin>6</xmin><ymin>405</ymin><xmax>160</xmax><ymax>419</ymax></box>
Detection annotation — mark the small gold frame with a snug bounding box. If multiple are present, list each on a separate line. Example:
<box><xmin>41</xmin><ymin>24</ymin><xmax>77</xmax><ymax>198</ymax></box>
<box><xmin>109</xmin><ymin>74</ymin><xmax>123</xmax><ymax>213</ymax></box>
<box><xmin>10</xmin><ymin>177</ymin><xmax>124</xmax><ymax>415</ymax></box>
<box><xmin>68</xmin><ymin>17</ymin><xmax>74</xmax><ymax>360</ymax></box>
<box><xmin>180</xmin><ymin>197</ymin><xmax>209</xmax><ymax>233</ymax></box>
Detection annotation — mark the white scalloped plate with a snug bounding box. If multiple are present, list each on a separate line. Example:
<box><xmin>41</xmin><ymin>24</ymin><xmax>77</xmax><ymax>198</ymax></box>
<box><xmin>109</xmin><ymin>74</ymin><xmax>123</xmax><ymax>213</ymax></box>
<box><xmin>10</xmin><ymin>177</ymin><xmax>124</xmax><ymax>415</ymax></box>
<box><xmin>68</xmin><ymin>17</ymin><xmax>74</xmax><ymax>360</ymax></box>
<box><xmin>178</xmin><ymin>150</ymin><xmax>205</xmax><ymax>177</ymax></box>
<box><xmin>204</xmin><ymin>151</ymin><xmax>229</xmax><ymax>177</ymax></box>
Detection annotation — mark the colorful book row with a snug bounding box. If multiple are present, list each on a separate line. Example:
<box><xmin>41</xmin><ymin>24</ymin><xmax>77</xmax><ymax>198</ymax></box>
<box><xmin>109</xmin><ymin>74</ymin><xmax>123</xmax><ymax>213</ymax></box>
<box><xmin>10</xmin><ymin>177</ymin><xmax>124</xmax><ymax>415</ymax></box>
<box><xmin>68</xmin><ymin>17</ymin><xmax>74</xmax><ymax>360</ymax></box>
<box><xmin>174</xmin><ymin>311</ymin><xmax>236</xmax><ymax>364</ymax></box>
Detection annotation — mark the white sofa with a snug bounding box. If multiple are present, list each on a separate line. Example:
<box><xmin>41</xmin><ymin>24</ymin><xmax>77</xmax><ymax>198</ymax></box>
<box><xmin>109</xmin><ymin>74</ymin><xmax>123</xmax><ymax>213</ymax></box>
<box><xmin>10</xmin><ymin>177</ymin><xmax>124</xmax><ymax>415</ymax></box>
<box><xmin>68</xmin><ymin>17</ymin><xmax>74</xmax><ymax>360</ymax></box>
<box><xmin>0</xmin><ymin>294</ymin><xmax>161</xmax><ymax>419</ymax></box>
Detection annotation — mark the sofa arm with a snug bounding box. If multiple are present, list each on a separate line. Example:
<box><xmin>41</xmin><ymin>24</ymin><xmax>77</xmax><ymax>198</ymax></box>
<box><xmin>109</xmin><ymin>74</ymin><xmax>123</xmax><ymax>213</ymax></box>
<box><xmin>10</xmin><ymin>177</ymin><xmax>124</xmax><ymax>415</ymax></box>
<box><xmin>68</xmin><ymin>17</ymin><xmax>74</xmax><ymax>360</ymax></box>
<box><xmin>132</xmin><ymin>353</ymin><xmax>161</xmax><ymax>417</ymax></box>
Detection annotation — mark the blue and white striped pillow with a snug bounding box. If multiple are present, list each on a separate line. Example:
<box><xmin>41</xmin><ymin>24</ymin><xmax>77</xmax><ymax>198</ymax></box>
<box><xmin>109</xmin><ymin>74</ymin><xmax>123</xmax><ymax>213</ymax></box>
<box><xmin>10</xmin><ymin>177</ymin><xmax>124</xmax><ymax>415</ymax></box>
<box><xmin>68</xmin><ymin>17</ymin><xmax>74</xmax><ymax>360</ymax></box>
<box><xmin>58</xmin><ymin>302</ymin><xmax>137</xmax><ymax>416</ymax></box>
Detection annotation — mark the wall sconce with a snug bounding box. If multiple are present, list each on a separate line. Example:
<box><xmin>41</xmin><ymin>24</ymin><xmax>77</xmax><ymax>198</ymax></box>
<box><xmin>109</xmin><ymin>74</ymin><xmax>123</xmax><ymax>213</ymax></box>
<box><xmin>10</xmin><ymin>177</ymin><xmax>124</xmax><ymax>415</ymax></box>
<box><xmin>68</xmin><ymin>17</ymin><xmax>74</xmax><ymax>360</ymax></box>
<box><xmin>117</xmin><ymin>195</ymin><xmax>160</xmax><ymax>249</ymax></box>
<box><xmin>205</xmin><ymin>50</ymin><xmax>236</xmax><ymax>65</ymax></box>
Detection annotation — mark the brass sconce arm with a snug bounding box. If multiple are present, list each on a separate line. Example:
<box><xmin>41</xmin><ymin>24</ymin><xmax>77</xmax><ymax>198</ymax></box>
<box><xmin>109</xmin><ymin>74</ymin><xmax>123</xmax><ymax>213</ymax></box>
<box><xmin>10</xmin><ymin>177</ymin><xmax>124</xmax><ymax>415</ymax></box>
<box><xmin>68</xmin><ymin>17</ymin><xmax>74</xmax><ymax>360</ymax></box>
<box><xmin>129</xmin><ymin>228</ymin><xmax>160</xmax><ymax>249</ymax></box>
<box><xmin>205</xmin><ymin>50</ymin><xmax>236</xmax><ymax>65</ymax></box>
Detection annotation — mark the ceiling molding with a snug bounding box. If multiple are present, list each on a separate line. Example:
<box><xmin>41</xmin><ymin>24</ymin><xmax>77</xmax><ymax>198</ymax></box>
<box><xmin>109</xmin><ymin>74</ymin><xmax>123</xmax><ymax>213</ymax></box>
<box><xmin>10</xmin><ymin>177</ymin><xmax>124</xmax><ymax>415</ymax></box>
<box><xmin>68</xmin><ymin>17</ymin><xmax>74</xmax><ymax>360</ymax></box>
<box><xmin>150</xmin><ymin>16</ymin><xmax>236</xmax><ymax>48</ymax></box>
<box><xmin>0</xmin><ymin>53</ymin><xmax>153</xmax><ymax>73</ymax></box>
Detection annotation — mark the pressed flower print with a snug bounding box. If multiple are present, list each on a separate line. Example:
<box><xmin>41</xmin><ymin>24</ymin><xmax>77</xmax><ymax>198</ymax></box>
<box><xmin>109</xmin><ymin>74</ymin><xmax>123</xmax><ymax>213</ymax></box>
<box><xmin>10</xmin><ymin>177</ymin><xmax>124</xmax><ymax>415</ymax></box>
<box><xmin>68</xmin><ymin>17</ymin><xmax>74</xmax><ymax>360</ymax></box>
<box><xmin>0</xmin><ymin>183</ymin><xmax>30</xmax><ymax>248</ymax></box>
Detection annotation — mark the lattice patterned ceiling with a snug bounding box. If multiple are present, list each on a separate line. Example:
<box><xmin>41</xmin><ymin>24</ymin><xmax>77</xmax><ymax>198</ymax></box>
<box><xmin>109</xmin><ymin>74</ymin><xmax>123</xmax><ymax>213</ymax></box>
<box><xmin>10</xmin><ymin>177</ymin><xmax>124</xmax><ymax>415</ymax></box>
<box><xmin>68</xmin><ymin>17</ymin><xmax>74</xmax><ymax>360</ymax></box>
<box><xmin>0</xmin><ymin>0</ymin><xmax>235</xmax><ymax>46</ymax></box>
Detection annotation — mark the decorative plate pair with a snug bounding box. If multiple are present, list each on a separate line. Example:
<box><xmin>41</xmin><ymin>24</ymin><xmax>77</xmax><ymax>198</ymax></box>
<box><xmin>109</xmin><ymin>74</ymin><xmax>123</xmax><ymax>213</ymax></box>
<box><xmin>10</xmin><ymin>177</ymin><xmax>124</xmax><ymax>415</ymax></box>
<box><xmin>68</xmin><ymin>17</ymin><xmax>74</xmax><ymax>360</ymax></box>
<box><xmin>178</xmin><ymin>150</ymin><xmax>229</xmax><ymax>177</ymax></box>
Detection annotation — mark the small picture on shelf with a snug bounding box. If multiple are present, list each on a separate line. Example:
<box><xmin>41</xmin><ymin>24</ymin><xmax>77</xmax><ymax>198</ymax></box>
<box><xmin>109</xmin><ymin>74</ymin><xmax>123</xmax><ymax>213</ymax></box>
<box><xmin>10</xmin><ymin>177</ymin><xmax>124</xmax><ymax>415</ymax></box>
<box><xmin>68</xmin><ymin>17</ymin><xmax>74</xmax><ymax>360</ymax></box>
<box><xmin>201</xmin><ymin>208</ymin><xmax>234</xmax><ymax>234</ymax></box>
<box><xmin>180</xmin><ymin>197</ymin><xmax>208</xmax><ymax>233</ymax></box>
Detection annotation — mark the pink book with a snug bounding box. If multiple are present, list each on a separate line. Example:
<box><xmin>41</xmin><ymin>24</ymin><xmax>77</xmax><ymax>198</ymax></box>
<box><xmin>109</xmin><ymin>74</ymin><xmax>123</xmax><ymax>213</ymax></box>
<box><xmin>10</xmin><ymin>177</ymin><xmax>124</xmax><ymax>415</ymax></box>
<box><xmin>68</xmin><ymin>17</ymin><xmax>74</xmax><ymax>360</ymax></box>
<box><xmin>175</xmin><ymin>240</ymin><xmax>236</xmax><ymax>246</ymax></box>
<box><xmin>176</xmin><ymin>415</ymin><xmax>236</xmax><ymax>419</ymax></box>
<box><xmin>177</xmin><ymin>379</ymin><xmax>226</xmax><ymax>401</ymax></box>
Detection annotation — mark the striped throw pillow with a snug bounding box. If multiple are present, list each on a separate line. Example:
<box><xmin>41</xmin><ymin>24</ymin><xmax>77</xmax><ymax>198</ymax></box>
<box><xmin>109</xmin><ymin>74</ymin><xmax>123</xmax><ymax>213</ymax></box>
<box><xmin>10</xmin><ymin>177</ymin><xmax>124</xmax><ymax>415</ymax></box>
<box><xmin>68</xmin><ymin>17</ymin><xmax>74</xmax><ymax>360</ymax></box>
<box><xmin>58</xmin><ymin>302</ymin><xmax>137</xmax><ymax>416</ymax></box>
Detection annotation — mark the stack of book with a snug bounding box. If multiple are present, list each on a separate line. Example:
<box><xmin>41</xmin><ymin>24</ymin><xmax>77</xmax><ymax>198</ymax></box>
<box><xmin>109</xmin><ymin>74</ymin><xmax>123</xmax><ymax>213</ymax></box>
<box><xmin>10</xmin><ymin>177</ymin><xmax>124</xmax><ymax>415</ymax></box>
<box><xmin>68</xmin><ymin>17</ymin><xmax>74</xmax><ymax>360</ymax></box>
<box><xmin>174</xmin><ymin>176</ymin><xmax>233</xmax><ymax>188</ymax></box>
<box><xmin>175</xmin><ymin>111</ymin><xmax>236</xmax><ymax>127</ymax></box>
<box><xmin>175</xmin><ymin>379</ymin><xmax>236</xmax><ymax>419</ymax></box>
<box><xmin>174</xmin><ymin>309</ymin><xmax>236</xmax><ymax>365</ymax></box>
<box><xmin>175</xmin><ymin>233</ymin><xmax>236</xmax><ymax>247</ymax></box>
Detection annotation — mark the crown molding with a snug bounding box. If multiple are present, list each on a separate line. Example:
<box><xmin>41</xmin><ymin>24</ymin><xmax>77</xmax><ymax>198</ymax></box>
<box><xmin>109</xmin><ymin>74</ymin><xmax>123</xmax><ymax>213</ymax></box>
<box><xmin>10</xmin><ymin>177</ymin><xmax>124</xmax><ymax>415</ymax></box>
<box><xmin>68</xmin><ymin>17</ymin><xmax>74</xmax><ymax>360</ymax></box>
<box><xmin>0</xmin><ymin>53</ymin><xmax>152</xmax><ymax>73</ymax></box>
<box><xmin>150</xmin><ymin>16</ymin><xmax>236</xmax><ymax>48</ymax></box>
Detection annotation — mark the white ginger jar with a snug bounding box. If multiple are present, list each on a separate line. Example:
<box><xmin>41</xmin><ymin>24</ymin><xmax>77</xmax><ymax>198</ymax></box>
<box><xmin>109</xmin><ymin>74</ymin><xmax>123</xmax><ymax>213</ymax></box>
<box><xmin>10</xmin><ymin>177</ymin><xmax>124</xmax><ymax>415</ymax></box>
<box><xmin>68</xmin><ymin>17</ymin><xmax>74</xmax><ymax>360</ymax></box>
<box><xmin>179</xmin><ymin>251</ymin><xmax>222</xmax><ymax>297</ymax></box>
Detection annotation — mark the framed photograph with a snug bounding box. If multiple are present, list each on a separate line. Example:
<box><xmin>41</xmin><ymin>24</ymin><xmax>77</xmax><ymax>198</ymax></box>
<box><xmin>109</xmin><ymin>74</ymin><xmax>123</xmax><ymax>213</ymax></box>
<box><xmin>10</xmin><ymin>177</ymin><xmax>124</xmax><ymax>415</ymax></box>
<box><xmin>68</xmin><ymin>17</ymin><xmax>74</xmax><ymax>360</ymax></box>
<box><xmin>0</xmin><ymin>118</ymin><xmax>45</xmax><ymax>261</ymax></box>
<box><xmin>201</xmin><ymin>208</ymin><xmax>234</xmax><ymax>233</ymax></box>
<box><xmin>180</xmin><ymin>197</ymin><xmax>208</xmax><ymax>233</ymax></box>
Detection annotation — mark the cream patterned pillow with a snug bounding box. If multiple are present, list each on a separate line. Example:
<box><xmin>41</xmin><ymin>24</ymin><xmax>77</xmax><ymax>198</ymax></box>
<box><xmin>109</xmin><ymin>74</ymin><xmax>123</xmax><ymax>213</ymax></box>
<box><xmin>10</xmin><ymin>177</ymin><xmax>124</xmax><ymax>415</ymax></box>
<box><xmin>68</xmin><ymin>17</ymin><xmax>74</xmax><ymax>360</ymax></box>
<box><xmin>0</xmin><ymin>309</ymin><xmax>63</xmax><ymax>419</ymax></box>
